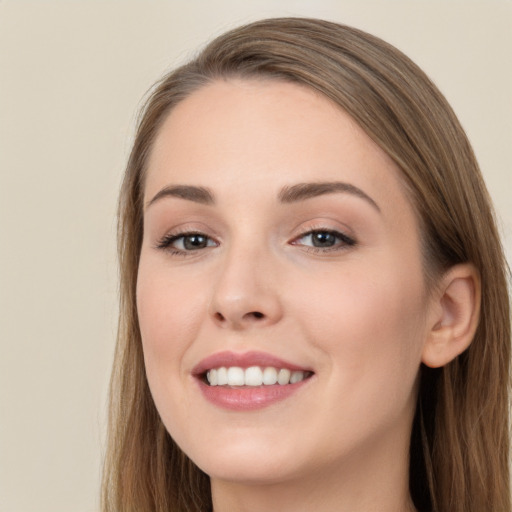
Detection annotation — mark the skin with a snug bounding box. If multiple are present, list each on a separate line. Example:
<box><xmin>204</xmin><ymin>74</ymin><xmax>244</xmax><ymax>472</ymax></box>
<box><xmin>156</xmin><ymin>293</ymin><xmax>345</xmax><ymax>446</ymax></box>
<box><xmin>137</xmin><ymin>79</ymin><xmax>439</xmax><ymax>512</ymax></box>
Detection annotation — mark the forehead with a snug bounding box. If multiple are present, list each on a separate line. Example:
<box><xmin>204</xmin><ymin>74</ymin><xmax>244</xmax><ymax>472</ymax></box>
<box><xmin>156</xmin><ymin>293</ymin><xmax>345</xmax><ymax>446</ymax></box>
<box><xmin>145</xmin><ymin>79</ymin><xmax>412</xmax><ymax>217</ymax></box>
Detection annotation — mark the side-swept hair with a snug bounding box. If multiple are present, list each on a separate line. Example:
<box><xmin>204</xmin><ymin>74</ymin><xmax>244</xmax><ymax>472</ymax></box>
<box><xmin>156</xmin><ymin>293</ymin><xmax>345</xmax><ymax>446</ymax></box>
<box><xmin>102</xmin><ymin>18</ymin><xmax>511</xmax><ymax>512</ymax></box>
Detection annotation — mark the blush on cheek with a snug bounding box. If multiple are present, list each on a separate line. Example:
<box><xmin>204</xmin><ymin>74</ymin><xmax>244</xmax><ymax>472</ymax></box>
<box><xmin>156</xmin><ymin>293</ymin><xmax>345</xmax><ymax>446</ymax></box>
<box><xmin>306</xmin><ymin>267</ymin><xmax>425</xmax><ymax>369</ymax></box>
<box><xmin>137</xmin><ymin>269</ymin><xmax>208</xmax><ymax>377</ymax></box>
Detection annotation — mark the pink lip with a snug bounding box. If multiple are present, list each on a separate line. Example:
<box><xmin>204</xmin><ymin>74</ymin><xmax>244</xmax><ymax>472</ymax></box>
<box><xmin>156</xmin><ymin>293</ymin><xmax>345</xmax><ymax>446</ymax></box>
<box><xmin>192</xmin><ymin>351</ymin><xmax>314</xmax><ymax>411</ymax></box>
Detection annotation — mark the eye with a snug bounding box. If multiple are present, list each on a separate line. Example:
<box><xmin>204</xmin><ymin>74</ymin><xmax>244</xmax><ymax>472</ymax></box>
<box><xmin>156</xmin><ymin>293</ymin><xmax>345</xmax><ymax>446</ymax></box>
<box><xmin>292</xmin><ymin>229</ymin><xmax>356</xmax><ymax>251</ymax></box>
<box><xmin>156</xmin><ymin>232</ymin><xmax>217</xmax><ymax>254</ymax></box>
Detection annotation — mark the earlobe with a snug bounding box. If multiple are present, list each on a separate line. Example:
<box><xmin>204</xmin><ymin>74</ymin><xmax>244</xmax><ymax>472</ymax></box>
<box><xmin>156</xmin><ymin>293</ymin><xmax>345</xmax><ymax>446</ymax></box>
<box><xmin>421</xmin><ymin>264</ymin><xmax>481</xmax><ymax>368</ymax></box>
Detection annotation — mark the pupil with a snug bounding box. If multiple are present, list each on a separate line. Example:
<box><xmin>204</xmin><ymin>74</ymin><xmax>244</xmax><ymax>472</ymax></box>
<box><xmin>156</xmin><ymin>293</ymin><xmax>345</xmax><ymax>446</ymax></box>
<box><xmin>184</xmin><ymin>235</ymin><xmax>207</xmax><ymax>250</ymax></box>
<box><xmin>313</xmin><ymin>232</ymin><xmax>335</xmax><ymax>247</ymax></box>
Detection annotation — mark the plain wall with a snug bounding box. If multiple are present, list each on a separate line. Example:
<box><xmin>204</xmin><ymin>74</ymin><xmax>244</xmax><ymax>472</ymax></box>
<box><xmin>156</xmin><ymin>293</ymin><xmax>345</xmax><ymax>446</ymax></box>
<box><xmin>0</xmin><ymin>1</ymin><xmax>510</xmax><ymax>511</ymax></box>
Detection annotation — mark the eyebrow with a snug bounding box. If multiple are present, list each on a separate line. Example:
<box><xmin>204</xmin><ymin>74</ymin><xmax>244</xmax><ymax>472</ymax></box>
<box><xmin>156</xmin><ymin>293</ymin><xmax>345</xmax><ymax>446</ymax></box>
<box><xmin>146</xmin><ymin>181</ymin><xmax>380</xmax><ymax>212</ymax></box>
<box><xmin>278</xmin><ymin>182</ymin><xmax>380</xmax><ymax>212</ymax></box>
<box><xmin>146</xmin><ymin>185</ymin><xmax>215</xmax><ymax>209</ymax></box>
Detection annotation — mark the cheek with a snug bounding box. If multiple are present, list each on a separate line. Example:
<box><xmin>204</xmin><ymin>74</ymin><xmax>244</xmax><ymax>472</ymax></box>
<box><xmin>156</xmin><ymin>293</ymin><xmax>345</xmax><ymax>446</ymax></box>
<box><xmin>136</xmin><ymin>258</ymin><xmax>212</xmax><ymax>435</ymax></box>
<box><xmin>292</xmin><ymin>262</ymin><xmax>427</xmax><ymax>396</ymax></box>
<box><xmin>136</xmin><ymin>259</ymin><xmax>206</xmax><ymax>377</ymax></box>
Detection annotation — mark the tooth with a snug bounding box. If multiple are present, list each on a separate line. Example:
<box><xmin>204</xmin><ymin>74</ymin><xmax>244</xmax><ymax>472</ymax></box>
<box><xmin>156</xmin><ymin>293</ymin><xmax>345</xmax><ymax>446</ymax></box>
<box><xmin>207</xmin><ymin>369</ymin><xmax>218</xmax><ymax>386</ymax></box>
<box><xmin>290</xmin><ymin>371</ymin><xmax>304</xmax><ymax>384</ymax></box>
<box><xmin>217</xmin><ymin>367</ymin><xmax>228</xmax><ymax>386</ymax></box>
<box><xmin>262</xmin><ymin>367</ymin><xmax>278</xmax><ymax>385</ymax></box>
<box><xmin>277</xmin><ymin>368</ymin><xmax>291</xmax><ymax>385</ymax></box>
<box><xmin>227</xmin><ymin>367</ymin><xmax>245</xmax><ymax>386</ymax></box>
<box><xmin>245</xmin><ymin>366</ymin><xmax>263</xmax><ymax>386</ymax></box>
<box><xmin>208</xmin><ymin>366</ymin><xmax>307</xmax><ymax>387</ymax></box>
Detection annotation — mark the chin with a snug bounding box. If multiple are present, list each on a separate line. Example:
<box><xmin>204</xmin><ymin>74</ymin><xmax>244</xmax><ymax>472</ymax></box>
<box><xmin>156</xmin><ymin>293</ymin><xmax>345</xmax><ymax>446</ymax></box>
<box><xmin>185</xmin><ymin>439</ymin><xmax>305</xmax><ymax>485</ymax></box>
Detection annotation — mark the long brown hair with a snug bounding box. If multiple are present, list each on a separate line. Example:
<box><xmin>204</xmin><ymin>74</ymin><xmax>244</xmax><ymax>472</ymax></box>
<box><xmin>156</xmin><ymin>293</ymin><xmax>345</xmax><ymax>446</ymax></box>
<box><xmin>102</xmin><ymin>18</ymin><xmax>511</xmax><ymax>512</ymax></box>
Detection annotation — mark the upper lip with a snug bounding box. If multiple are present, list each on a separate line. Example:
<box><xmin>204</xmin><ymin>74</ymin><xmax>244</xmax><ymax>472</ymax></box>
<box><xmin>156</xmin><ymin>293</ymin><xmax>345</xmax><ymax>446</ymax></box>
<box><xmin>192</xmin><ymin>350</ymin><xmax>313</xmax><ymax>376</ymax></box>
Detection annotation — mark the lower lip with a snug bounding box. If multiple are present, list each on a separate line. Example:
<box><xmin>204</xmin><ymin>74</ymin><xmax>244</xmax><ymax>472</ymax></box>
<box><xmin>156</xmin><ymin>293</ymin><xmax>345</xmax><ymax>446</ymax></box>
<box><xmin>197</xmin><ymin>378</ymin><xmax>311</xmax><ymax>411</ymax></box>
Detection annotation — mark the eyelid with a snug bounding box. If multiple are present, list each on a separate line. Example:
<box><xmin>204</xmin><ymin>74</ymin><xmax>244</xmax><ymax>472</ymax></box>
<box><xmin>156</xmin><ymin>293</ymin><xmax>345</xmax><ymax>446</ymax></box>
<box><xmin>290</xmin><ymin>226</ymin><xmax>357</xmax><ymax>252</ymax></box>
<box><xmin>155</xmin><ymin>229</ymin><xmax>219</xmax><ymax>255</ymax></box>
<box><xmin>153</xmin><ymin>222</ymin><xmax>356</xmax><ymax>256</ymax></box>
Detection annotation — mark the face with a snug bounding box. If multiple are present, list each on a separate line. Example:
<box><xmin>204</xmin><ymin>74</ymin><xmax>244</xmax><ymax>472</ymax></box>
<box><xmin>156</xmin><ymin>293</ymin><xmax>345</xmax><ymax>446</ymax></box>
<box><xmin>137</xmin><ymin>79</ymin><xmax>432</xmax><ymax>486</ymax></box>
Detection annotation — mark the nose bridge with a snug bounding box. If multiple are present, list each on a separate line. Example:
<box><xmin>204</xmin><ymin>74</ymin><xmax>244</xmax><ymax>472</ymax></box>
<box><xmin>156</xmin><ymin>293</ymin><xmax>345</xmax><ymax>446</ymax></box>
<box><xmin>209</xmin><ymin>234</ymin><xmax>282</xmax><ymax>329</ymax></box>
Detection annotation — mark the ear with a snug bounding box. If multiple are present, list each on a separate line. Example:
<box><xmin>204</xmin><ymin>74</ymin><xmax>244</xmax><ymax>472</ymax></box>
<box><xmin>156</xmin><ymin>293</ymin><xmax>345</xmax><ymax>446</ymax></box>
<box><xmin>422</xmin><ymin>264</ymin><xmax>481</xmax><ymax>368</ymax></box>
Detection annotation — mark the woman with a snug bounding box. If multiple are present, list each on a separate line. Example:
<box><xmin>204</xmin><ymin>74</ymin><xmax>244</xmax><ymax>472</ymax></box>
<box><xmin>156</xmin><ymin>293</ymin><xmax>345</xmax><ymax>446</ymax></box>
<box><xmin>102</xmin><ymin>18</ymin><xmax>511</xmax><ymax>512</ymax></box>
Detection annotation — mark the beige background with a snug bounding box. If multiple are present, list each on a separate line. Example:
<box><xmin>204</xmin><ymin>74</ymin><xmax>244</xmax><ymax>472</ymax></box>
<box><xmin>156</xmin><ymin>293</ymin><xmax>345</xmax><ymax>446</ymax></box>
<box><xmin>0</xmin><ymin>1</ymin><xmax>510</xmax><ymax>511</ymax></box>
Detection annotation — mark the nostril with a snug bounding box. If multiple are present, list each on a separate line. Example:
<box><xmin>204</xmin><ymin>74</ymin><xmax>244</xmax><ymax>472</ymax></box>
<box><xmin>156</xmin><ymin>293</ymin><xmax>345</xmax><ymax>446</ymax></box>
<box><xmin>212</xmin><ymin>309</ymin><xmax>267</xmax><ymax>325</ymax></box>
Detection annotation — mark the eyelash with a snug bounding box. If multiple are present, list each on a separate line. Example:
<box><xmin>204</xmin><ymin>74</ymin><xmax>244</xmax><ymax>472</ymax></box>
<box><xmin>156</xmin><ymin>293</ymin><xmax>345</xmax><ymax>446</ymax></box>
<box><xmin>291</xmin><ymin>229</ymin><xmax>356</xmax><ymax>253</ymax></box>
<box><xmin>155</xmin><ymin>228</ymin><xmax>356</xmax><ymax>256</ymax></box>
<box><xmin>155</xmin><ymin>231</ymin><xmax>218</xmax><ymax>256</ymax></box>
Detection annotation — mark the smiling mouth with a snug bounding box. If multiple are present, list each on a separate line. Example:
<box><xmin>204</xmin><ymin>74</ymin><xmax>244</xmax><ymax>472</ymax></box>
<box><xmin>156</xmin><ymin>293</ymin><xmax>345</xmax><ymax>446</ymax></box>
<box><xmin>195</xmin><ymin>353</ymin><xmax>314</xmax><ymax>410</ymax></box>
<box><xmin>204</xmin><ymin>366</ymin><xmax>314</xmax><ymax>387</ymax></box>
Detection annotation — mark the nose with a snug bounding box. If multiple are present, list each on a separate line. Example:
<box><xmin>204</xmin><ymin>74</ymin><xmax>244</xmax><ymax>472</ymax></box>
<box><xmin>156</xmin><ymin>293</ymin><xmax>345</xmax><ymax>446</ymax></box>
<box><xmin>208</xmin><ymin>245</ymin><xmax>283</xmax><ymax>330</ymax></box>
